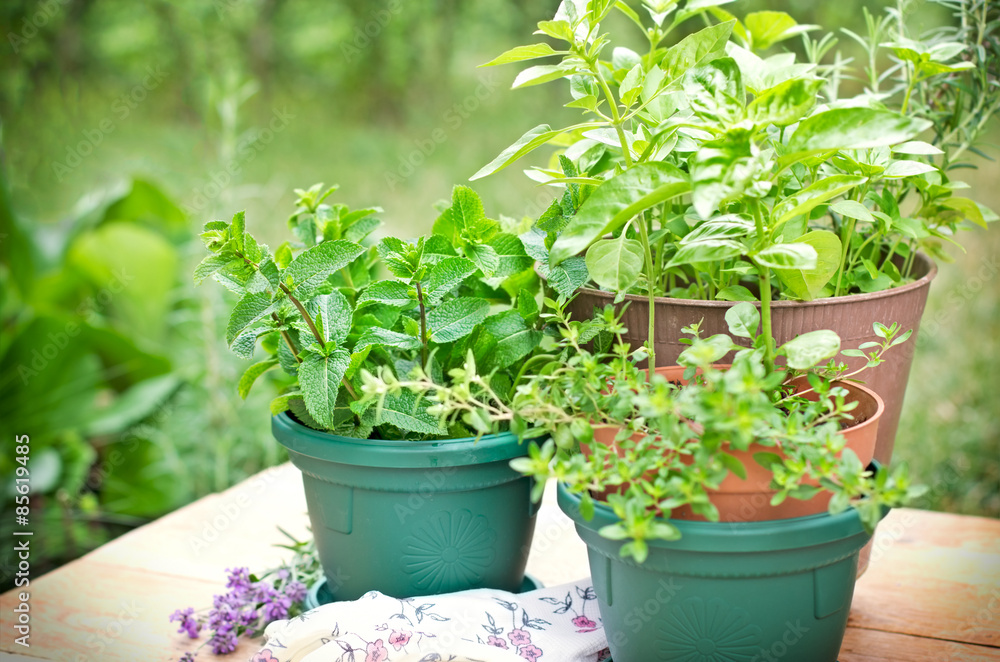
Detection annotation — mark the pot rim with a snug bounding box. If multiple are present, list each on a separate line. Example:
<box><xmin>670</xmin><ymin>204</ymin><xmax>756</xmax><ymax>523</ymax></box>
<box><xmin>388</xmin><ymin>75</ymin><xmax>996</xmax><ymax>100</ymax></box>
<box><xmin>271</xmin><ymin>411</ymin><xmax>529</xmax><ymax>468</ymax></box>
<box><xmin>645</xmin><ymin>365</ymin><xmax>885</xmax><ymax>437</ymax></box>
<box><xmin>571</xmin><ymin>251</ymin><xmax>936</xmax><ymax>310</ymax></box>
<box><xmin>557</xmin><ymin>479</ymin><xmax>881</xmax><ymax>553</ymax></box>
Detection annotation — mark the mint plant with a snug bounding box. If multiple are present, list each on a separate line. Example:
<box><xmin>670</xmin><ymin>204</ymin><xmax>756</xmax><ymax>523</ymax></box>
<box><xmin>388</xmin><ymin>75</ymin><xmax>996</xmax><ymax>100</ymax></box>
<box><xmin>473</xmin><ymin>0</ymin><xmax>998</xmax><ymax>367</ymax></box>
<box><xmin>195</xmin><ymin>184</ymin><xmax>543</xmax><ymax>440</ymax></box>
<box><xmin>371</xmin><ymin>300</ymin><xmax>924</xmax><ymax>562</ymax></box>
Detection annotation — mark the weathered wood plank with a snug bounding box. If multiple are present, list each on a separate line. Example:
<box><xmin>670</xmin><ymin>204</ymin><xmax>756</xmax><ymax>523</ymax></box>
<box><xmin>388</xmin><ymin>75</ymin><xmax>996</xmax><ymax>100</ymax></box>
<box><xmin>849</xmin><ymin>508</ymin><xmax>1000</xmax><ymax>648</ymax></box>
<box><xmin>840</xmin><ymin>626</ymin><xmax>1000</xmax><ymax>661</ymax></box>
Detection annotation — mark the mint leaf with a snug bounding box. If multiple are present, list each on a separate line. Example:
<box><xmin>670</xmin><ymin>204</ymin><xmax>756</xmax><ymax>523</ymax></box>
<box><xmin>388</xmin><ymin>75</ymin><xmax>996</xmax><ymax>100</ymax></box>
<box><xmin>428</xmin><ymin>297</ymin><xmax>490</xmax><ymax>343</ymax></box>
<box><xmin>483</xmin><ymin>311</ymin><xmax>542</xmax><ymax>370</ymax></box>
<box><xmin>377</xmin><ymin>389</ymin><xmax>442</xmax><ymax>434</ymax></box>
<box><xmin>226</xmin><ymin>291</ymin><xmax>276</xmax><ymax>346</ymax></box>
<box><xmin>193</xmin><ymin>253</ymin><xmax>231</xmax><ymax>284</ymax></box>
<box><xmin>354</xmin><ymin>327</ymin><xmax>422</xmax><ymax>352</ymax></box>
<box><xmin>315</xmin><ymin>291</ymin><xmax>352</xmax><ymax>344</ymax></box>
<box><xmin>285</xmin><ymin>240</ymin><xmax>364</xmax><ymax>293</ymax></box>
<box><xmin>238</xmin><ymin>358</ymin><xmax>279</xmax><ymax>399</ymax></box>
<box><xmin>465</xmin><ymin>243</ymin><xmax>499</xmax><ymax>277</ymax></box>
<box><xmin>426</xmin><ymin>257</ymin><xmax>478</xmax><ymax>304</ymax></box>
<box><xmin>490</xmin><ymin>233</ymin><xmax>534</xmax><ymax>279</ymax></box>
<box><xmin>357</xmin><ymin>279</ymin><xmax>415</xmax><ymax>309</ymax></box>
<box><xmin>299</xmin><ymin>347</ymin><xmax>350</xmax><ymax>429</ymax></box>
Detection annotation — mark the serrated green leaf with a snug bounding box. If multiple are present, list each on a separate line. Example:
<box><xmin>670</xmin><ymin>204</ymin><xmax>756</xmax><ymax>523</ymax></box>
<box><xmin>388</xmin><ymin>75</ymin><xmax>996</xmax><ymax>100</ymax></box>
<box><xmin>193</xmin><ymin>253</ymin><xmax>231</xmax><ymax>284</ymax></box>
<box><xmin>231</xmin><ymin>210</ymin><xmax>246</xmax><ymax>251</ymax></box>
<box><xmin>482</xmin><ymin>310</ymin><xmax>543</xmax><ymax>370</ymax></box>
<box><xmin>285</xmin><ymin>240</ymin><xmax>364</xmax><ymax>293</ymax></box>
<box><xmin>489</xmin><ymin>233</ymin><xmax>534</xmax><ymax>279</ymax></box>
<box><xmin>316</xmin><ymin>291</ymin><xmax>352</xmax><ymax>344</ymax></box>
<box><xmin>377</xmin><ymin>389</ymin><xmax>442</xmax><ymax>434</ymax></box>
<box><xmin>545</xmin><ymin>256</ymin><xmax>589</xmax><ymax>299</ymax></box>
<box><xmin>357</xmin><ymin>279</ymin><xmax>415</xmax><ymax>309</ymax></box>
<box><xmin>428</xmin><ymin>298</ymin><xmax>490</xmax><ymax>343</ymax></box>
<box><xmin>238</xmin><ymin>359</ymin><xmax>278</xmax><ymax>399</ymax></box>
<box><xmin>354</xmin><ymin>328</ymin><xmax>422</xmax><ymax>352</ymax></box>
<box><xmin>550</xmin><ymin>163</ymin><xmax>690</xmax><ymax>265</ymax></box>
<box><xmin>452</xmin><ymin>185</ymin><xmax>499</xmax><ymax>243</ymax></box>
<box><xmin>270</xmin><ymin>391</ymin><xmax>302</xmax><ymax>416</ymax></box>
<box><xmin>299</xmin><ymin>347</ymin><xmax>350</xmax><ymax>429</ymax></box>
<box><xmin>345</xmin><ymin>346</ymin><xmax>371</xmax><ymax>380</ymax></box>
<box><xmin>226</xmin><ymin>291</ymin><xmax>276</xmax><ymax>345</ymax></box>
<box><xmin>517</xmin><ymin>290</ymin><xmax>540</xmax><ymax>323</ymax></box>
<box><xmin>465</xmin><ymin>243</ymin><xmax>500</xmax><ymax>277</ymax></box>
<box><xmin>426</xmin><ymin>257</ymin><xmax>478</xmax><ymax>304</ymax></box>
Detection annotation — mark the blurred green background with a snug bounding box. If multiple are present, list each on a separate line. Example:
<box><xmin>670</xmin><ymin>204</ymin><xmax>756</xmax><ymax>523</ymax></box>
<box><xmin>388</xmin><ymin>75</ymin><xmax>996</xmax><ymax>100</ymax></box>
<box><xmin>1</xmin><ymin>0</ymin><xmax>997</xmax><ymax>589</ymax></box>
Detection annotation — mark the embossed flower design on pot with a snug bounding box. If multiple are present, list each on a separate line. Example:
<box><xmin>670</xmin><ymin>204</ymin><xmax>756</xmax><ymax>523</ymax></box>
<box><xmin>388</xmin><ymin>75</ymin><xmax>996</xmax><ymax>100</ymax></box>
<box><xmin>658</xmin><ymin>597</ymin><xmax>762</xmax><ymax>662</ymax></box>
<box><xmin>401</xmin><ymin>509</ymin><xmax>497</xmax><ymax>593</ymax></box>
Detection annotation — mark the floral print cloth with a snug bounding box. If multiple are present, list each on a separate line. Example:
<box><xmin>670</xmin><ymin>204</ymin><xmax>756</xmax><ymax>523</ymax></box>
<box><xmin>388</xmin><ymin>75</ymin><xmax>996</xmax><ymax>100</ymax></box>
<box><xmin>255</xmin><ymin>580</ymin><xmax>610</xmax><ymax>662</ymax></box>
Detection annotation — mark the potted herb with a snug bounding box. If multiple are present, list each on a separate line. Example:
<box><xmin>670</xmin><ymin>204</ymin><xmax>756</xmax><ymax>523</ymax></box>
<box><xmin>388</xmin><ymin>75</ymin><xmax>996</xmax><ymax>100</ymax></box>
<box><xmin>375</xmin><ymin>299</ymin><xmax>924</xmax><ymax>661</ymax></box>
<box><xmin>474</xmin><ymin>0</ymin><xmax>998</xmax><ymax>464</ymax></box>
<box><xmin>194</xmin><ymin>184</ymin><xmax>546</xmax><ymax>601</ymax></box>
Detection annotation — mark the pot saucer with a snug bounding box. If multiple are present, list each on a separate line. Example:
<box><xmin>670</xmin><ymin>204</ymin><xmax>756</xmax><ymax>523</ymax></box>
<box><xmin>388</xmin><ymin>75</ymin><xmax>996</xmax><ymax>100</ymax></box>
<box><xmin>305</xmin><ymin>574</ymin><xmax>544</xmax><ymax>610</ymax></box>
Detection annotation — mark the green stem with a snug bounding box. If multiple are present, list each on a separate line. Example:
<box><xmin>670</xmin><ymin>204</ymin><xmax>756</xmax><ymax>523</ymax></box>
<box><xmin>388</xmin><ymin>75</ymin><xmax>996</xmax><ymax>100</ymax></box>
<box><xmin>415</xmin><ymin>281</ymin><xmax>428</xmax><ymax>370</ymax></box>
<box><xmin>637</xmin><ymin>218</ymin><xmax>657</xmax><ymax>368</ymax></box>
<box><xmin>272</xmin><ymin>313</ymin><xmax>302</xmax><ymax>364</ymax></box>
<box><xmin>834</xmin><ymin>217</ymin><xmax>856</xmax><ymax>297</ymax></box>
<box><xmin>590</xmin><ymin>58</ymin><xmax>634</xmax><ymax>167</ymax></box>
<box><xmin>759</xmin><ymin>265</ymin><xmax>775</xmax><ymax>373</ymax></box>
<box><xmin>509</xmin><ymin>353</ymin><xmax>557</xmax><ymax>399</ymax></box>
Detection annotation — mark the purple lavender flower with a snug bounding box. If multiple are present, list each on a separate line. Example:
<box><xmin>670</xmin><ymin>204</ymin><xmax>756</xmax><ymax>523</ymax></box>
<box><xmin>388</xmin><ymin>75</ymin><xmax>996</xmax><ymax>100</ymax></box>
<box><xmin>210</xmin><ymin>629</ymin><xmax>239</xmax><ymax>655</ymax></box>
<box><xmin>169</xmin><ymin>607</ymin><xmax>201</xmax><ymax>639</ymax></box>
<box><xmin>284</xmin><ymin>581</ymin><xmax>307</xmax><ymax>604</ymax></box>
<box><xmin>225</xmin><ymin>567</ymin><xmax>252</xmax><ymax>593</ymax></box>
<box><xmin>179</xmin><ymin>653</ymin><xmax>195</xmax><ymax>662</ymax></box>
<box><xmin>262</xmin><ymin>594</ymin><xmax>292</xmax><ymax>622</ymax></box>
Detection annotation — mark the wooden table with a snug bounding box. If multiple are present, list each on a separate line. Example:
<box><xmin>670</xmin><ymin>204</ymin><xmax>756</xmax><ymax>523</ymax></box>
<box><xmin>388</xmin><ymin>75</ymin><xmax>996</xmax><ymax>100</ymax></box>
<box><xmin>2</xmin><ymin>463</ymin><xmax>998</xmax><ymax>661</ymax></box>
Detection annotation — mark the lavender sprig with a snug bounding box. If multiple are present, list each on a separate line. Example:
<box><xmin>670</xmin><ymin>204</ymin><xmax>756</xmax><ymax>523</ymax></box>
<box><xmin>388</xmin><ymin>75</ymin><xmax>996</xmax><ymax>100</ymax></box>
<box><xmin>170</xmin><ymin>529</ymin><xmax>322</xmax><ymax>659</ymax></box>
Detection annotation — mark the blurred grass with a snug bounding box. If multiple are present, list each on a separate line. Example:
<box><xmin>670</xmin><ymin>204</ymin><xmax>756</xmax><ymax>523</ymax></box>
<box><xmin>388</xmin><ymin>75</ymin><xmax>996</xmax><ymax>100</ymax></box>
<box><xmin>0</xmin><ymin>0</ymin><xmax>997</xmax><ymax>588</ymax></box>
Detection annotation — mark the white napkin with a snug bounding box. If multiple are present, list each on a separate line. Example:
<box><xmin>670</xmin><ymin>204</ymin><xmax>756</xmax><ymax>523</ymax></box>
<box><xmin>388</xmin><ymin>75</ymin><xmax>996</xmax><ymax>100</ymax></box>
<box><xmin>254</xmin><ymin>580</ymin><xmax>610</xmax><ymax>662</ymax></box>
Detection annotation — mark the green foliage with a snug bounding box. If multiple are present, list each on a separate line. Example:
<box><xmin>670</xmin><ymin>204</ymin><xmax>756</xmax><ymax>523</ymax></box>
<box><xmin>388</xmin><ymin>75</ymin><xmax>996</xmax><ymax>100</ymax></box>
<box><xmin>378</xmin><ymin>300</ymin><xmax>924</xmax><ymax>562</ymax></box>
<box><xmin>476</xmin><ymin>0</ymin><xmax>999</xmax><ymax>358</ymax></box>
<box><xmin>196</xmin><ymin>184</ymin><xmax>543</xmax><ymax>440</ymax></box>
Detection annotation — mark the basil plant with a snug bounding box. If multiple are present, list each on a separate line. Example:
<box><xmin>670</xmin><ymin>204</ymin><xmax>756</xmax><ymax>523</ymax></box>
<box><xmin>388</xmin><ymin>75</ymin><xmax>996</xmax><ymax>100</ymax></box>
<box><xmin>475</xmin><ymin>0</ymin><xmax>998</xmax><ymax>366</ymax></box>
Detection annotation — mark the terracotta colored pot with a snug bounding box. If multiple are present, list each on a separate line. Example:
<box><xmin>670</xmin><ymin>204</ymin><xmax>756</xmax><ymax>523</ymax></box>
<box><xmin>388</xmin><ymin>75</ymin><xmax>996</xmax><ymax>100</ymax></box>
<box><xmin>565</xmin><ymin>252</ymin><xmax>935</xmax><ymax>466</ymax></box>
<box><xmin>585</xmin><ymin>366</ymin><xmax>884</xmax><ymax>523</ymax></box>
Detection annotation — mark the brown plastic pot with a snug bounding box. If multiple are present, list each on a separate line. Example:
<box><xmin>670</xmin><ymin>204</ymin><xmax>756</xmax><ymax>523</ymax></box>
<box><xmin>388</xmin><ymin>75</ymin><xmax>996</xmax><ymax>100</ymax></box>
<box><xmin>585</xmin><ymin>366</ymin><xmax>884</xmax><ymax>522</ymax></box>
<box><xmin>565</xmin><ymin>252</ymin><xmax>935</xmax><ymax>465</ymax></box>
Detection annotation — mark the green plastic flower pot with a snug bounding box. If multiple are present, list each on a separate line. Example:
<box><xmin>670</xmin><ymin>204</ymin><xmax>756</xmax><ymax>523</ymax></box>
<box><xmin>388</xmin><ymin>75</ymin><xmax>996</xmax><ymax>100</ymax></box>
<box><xmin>273</xmin><ymin>412</ymin><xmax>539</xmax><ymax>601</ymax></box>
<box><xmin>558</xmin><ymin>483</ymin><xmax>885</xmax><ymax>662</ymax></box>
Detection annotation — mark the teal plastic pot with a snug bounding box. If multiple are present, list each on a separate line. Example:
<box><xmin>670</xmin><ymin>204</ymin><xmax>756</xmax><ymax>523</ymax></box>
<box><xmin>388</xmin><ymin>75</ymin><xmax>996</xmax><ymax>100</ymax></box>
<box><xmin>273</xmin><ymin>413</ymin><xmax>538</xmax><ymax>601</ymax></box>
<box><xmin>558</xmin><ymin>483</ymin><xmax>885</xmax><ymax>662</ymax></box>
